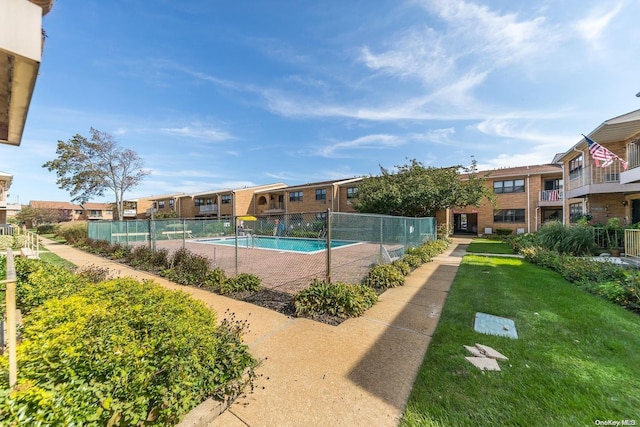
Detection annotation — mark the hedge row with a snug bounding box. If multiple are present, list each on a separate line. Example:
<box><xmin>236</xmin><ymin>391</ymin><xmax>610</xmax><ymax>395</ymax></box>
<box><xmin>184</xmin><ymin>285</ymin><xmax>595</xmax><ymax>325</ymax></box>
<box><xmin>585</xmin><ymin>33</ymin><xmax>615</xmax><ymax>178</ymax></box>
<box><xmin>0</xmin><ymin>259</ymin><xmax>257</xmax><ymax>425</ymax></box>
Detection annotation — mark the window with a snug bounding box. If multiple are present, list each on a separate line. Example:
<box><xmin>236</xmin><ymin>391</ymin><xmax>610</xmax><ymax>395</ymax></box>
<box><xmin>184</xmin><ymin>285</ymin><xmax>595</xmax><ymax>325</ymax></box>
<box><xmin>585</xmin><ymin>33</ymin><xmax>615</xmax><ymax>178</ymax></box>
<box><xmin>158</xmin><ymin>201</ymin><xmax>165</xmax><ymax>209</ymax></box>
<box><xmin>346</xmin><ymin>187</ymin><xmax>358</xmax><ymax>199</ymax></box>
<box><xmin>169</xmin><ymin>199</ymin><xmax>174</xmax><ymax>207</ymax></box>
<box><xmin>493</xmin><ymin>209</ymin><xmax>525</xmax><ymax>223</ymax></box>
<box><xmin>569</xmin><ymin>155</ymin><xmax>583</xmax><ymax>180</ymax></box>
<box><xmin>316</xmin><ymin>212</ymin><xmax>326</xmax><ymax>220</ymax></box>
<box><xmin>493</xmin><ymin>179</ymin><xmax>525</xmax><ymax>194</ymax></box>
<box><xmin>194</xmin><ymin>198</ymin><xmax>204</xmax><ymax>207</ymax></box>
<box><xmin>570</xmin><ymin>203</ymin><xmax>585</xmax><ymax>222</ymax></box>
<box><xmin>544</xmin><ymin>179</ymin><xmax>562</xmax><ymax>191</ymax></box>
<box><xmin>91</xmin><ymin>210</ymin><xmax>101</xmax><ymax>217</ymax></box>
<box><xmin>316</xmin><ymin>189</ymin><xmax>327</xmax><ymax>201</ymax></box>
<box><xmin>289</xmin><ymin>191</ymin><xmax>303</xmax><ymax>202</ymax></box>
<box><xmin>221</xmin><ymin>195</ymin><xmax>231</xmax><ymax>204</ymax></box>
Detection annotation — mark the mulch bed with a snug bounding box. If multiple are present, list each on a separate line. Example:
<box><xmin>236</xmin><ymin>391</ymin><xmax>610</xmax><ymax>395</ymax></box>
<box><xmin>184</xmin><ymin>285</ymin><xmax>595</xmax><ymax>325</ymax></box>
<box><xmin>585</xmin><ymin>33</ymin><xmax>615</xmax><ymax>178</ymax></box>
<box><xmin>229</xmin><ymin>289</ymin><xmax>346</xmax><ymax>326</ymax></box>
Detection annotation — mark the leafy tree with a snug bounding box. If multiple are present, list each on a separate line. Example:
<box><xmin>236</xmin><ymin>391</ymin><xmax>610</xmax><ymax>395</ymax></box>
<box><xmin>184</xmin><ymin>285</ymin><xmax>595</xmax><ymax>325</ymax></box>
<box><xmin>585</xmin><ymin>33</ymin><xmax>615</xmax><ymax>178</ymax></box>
<box><xmin>13</xmin><ymin>206</ymin><xmax>61</xmax><ymax>226</ymax></box>
<box><xmin>353</xmin><ymin>158</ymin><xmax>493</xmax><ymax>217</ymax></box>
<box><xmin>43</xmin><ymin>128</ymin><xmax>149</xmax><ymax>221</ymax></box>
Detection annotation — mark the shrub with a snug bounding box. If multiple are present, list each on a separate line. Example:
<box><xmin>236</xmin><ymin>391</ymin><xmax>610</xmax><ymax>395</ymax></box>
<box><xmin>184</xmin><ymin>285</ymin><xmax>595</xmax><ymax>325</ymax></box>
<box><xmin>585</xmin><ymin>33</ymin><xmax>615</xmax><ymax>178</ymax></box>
<box><xmin>364</xmin><ymin>264</ymin><xmax>405</xmax><ymax>289</ymax></box>
<box><xmin>294</xmin><ymin>279</ymin><xmax>378</xmax><ymax>318</ymax></box>
<box><xmin>160</xmin><ymin>248</ymin><xmax>211</xmax><ymax>287</ymax></box>
<box><xmin>75</xmin><ymin>264</ymin><xmax>112</xmax><ymax>284</ymax></box>
<box><xmin>495</xmin><ymin>228</ymin><xmax>513</xmax><ymax>236</ymax></box>
<box><xmin>218</xmin><ymin>273</ymin><xmax>261</xmax><ymax>294</ymax></box>
<box><xmin>36</xmin><ymin>224</ymin><xmax>56</xmax><ymax>235</ymax></box>
<box><xmin>405</xmin><ymin>246</ymin><xmax>431</xmax><ymax>263</ymax></box>
<box><xmin>402</xmin><ymin>254</ymin><xmax>423</xmax><ymax>269</ymax></box>
<box><xmin>13</xmin><ymin>258</ymin><xmax>88</xmax><ymax>315</ymax></box>
<box><xmin>0</xmin><ymin>278</ymin><xmax>257</xmax><ymax>426</ymax></box>
<box><xmin>56</xmin><ymin>221</ymin><xmax>88</xmax><ymax>244</ymax></box>
<box><xmin>126</xmin><ymin>246</ymin><xmax>169</xmax><ymax>270</ymax></box>
<box><xmin>391</xmin><ymin>259</ymin><xmax>412</xmax><ymax>276</ymax></box>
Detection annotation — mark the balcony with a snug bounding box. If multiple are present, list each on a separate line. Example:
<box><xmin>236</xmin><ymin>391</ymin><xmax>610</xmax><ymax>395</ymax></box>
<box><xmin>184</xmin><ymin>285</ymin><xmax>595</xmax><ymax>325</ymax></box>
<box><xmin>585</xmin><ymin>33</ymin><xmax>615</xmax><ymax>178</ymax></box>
<box><xmin>566</xmin><ymin>163</ymin><xmax>640</xmax><ymax>199</ymax></box>
<box><xmin>198</xmin><ymin>204</ymin><xmax>218</xmax><ymax>215</ymax></box>
<box><xmin>123</xmin><ymin>209</ymin><xmax>137</xmax><ymax>217</ymax></box>
<box><xmin>538</xmin><ymin>190</ymin><xmax>563</xmax><ymax>206</ymax></box>
<box><xmin>620</xmin><ymin>142</ymin><xmax>640</xmax><ymax>184</ymax></box>
<box><xmin>263</xmin><ymin>202</ymin><xmax>285</xmax><ymax>214</ymax></box>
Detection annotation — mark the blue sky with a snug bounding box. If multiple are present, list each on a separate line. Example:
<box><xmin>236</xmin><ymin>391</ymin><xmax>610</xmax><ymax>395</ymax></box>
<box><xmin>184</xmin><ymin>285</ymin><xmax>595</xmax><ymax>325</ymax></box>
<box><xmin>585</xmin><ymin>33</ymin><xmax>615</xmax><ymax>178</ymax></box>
<box><xmin>2</xmin><ymin>0</ymin><xmax>640</xmax><ymax>204</ymax></box>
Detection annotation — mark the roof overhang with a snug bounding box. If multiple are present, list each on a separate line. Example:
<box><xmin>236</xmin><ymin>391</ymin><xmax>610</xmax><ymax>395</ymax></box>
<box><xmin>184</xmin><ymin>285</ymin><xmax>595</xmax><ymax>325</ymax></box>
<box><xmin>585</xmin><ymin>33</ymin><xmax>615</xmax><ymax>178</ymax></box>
<box><xmin>0</xmin><ymin>0</ymin><xmax>45</xmax><ymax>146</ymax></box>
<box><xmin>556</xmin><ymin>109</ymin><xmax>640</xmax><ymax>161</ymax></box>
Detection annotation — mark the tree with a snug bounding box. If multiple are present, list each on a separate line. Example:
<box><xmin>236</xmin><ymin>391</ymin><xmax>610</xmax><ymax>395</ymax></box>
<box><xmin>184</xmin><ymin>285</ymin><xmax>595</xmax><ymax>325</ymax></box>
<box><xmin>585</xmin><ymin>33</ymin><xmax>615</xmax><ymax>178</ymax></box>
<box><xmin>352</xmin><ymin>158</ymin><xmax>493</xmax><ymax>217</ymax></box>
<box><xmin>13</xmin><ymin>206</ymin><xmax>61</xmax><ymax>227</ymax></box>
<box><xmin>43</xmin><ymin>128</ymin><xmax>149</xmax><ymax>221</ymax></box>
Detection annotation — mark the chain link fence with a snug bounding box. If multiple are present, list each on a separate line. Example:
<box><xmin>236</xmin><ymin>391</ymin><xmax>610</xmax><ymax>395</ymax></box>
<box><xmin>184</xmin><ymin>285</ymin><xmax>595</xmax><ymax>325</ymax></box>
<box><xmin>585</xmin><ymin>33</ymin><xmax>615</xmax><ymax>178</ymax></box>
<box><xmin>88</xmin><ymin>211</ymin><xmax>436</xmax><ymax>294</ymax></box>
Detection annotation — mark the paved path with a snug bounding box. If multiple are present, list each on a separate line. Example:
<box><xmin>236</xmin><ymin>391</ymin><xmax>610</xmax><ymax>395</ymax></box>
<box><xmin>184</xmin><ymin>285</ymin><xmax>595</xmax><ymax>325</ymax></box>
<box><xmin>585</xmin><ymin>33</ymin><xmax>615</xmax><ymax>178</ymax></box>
<box><xmin>39</xmin><ymin>237</ymin><xmax>472</xmax><ymax>427</ymax></box>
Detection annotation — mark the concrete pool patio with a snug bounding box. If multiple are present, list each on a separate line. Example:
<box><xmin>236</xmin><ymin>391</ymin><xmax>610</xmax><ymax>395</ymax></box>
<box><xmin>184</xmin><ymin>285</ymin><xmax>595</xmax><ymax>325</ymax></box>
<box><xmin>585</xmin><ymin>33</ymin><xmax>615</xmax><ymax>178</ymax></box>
<box><xmin>39</xmin><ymin>236</ymin><xmax>472</xmax><ymax>426</ymax></box>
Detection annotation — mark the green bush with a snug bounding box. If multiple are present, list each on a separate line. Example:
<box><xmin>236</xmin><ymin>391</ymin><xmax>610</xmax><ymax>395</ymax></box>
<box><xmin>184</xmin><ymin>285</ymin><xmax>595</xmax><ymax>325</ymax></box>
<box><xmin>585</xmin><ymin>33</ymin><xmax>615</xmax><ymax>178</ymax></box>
<box><xmin>0</xmin><ymin>278</ymin><xmax>256</xmax><ymax>426</ymax></box>
<box><xmin>36</xmin><ymin>224</ymin><xmax>57</xmax><ymax>235</ymax></box>
<box><xmin>405</xmin><ymin>246</ymin><xmax>431</xmax><ymax>263</ymax></box>
<box><xmin>294</xmin><ymin>279</ymin><xmax>378</xmax><ymax>318</ymax></box>
<box><xmin>495</xmin><ymin>228</ymin><xmax>513</xmax><ymax>236</ymax></box>
<box><xmin>126</xmin><ymin>246</ymin><xmax>169</xmax><ymax>270</ymax></box>
<box><xmin>402</xmin><ymin>254</ymin><xmax>423</xmax><ymax>269</ymax></box>
<box><xmin>160</xmin><ymin>248</ymin><xmax>211</xmax><ymax>287</ymax></box>
<box><xmin>11</xmin><ymin>257</ymin><xmax>88</xmax><ymax>315</ymax></box>
<box><xmin>391</xmin><ymin>259</ymin><xmax>412</xmax><ymax>276</ymax></box>
<box><xmin>218</xmin><ymin>273</ymin><xmax>262</xmax><ymax>294</ymax></box>
<box><xmin>56</xmin><ymin>222</ymin><xmax>88</xmax><ymax>244</ymax></box>
<box><xmin>364</xmin><ymin>264</ymin><xmax>405</xmax><ymax>289</ymax></box>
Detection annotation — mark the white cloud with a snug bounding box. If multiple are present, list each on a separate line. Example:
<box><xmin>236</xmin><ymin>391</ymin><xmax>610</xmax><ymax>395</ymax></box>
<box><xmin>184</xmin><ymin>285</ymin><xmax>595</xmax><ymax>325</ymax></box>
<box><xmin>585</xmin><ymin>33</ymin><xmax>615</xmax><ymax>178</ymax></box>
<box><xmin>410</xmin><ymin>128</ymin><xmax>456</xmax><ymax>145</ymax></box>
<box><xmin>310</xmin><ymin>134</ymin><xmax>404</xmax><ymax>158</ymax></box>
<box><xmin>573</xmin><ymin>2</ymin><xmax>623</xmax><ymax>44</ymax></box>
<box><xmin>159</xmin><ymin>126</ymin><xmax>232</xmax><ymax>142</ymax></box>
<box><xmin>476</xmin><ymin>119</ymin><xmax>575</xmax><ymax>146</ymax></box>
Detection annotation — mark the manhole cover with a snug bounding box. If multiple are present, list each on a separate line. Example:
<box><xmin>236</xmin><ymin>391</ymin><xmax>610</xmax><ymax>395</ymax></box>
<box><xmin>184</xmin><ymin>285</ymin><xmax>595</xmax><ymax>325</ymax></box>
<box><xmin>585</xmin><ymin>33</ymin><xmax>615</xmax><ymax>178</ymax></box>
<box><xmin>474</xmin><ymin>312</ymin><xmax>518</xmax><ymax>339</ymax></box>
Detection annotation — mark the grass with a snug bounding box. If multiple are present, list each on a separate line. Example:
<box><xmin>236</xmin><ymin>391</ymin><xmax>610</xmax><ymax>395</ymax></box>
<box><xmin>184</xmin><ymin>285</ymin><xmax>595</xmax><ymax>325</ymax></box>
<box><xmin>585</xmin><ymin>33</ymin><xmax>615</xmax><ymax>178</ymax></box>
<box><xmin>37</xmin><ymin>250</ymin><xmax>76</xmax><ymax>269</ymax></box>
<box><xmin>40</xmin><ymin>233</ymin><xmax>66</xmax><ymax>243</ymax></box>
<box><xmin>465</xmin><ymin>238</ymin><xmax>514</xmax><ymax>254</ymax></box>
<box><xmin>401</xmin><ymin>255</ymin><xmax>640</xmax><ymax>426</ymax></box>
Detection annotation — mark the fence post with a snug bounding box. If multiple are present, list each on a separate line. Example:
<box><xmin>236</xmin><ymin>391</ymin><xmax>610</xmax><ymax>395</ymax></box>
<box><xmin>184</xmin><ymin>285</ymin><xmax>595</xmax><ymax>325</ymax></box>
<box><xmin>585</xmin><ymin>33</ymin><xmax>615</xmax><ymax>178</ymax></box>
<box><xmin>326</xmin><ymin>209</ymin><xmax>332</xmax><ymax>284</ymax></box>
<box><xmin>4</xmin><ymin>249</ymin><xmax>17</xmax><ymax>388</ymax></box>
<box><xmin>182</xmin><ymin>218</ymin><xmax>186</xmax><ymax>250</ymax></box>
<box><xmin>234</xmin><ymin>215</ymin><xmax>239</xmax><ymax>276</ymax></box>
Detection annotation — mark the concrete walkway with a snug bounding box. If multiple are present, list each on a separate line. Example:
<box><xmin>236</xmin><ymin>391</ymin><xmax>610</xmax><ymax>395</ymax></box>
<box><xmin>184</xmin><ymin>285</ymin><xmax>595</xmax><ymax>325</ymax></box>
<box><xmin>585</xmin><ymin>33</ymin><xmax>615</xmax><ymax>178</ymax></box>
<box><xmin>39</xmin><ymin>237</ymin><xmax>472</xmax><ymax>427</ymax></box>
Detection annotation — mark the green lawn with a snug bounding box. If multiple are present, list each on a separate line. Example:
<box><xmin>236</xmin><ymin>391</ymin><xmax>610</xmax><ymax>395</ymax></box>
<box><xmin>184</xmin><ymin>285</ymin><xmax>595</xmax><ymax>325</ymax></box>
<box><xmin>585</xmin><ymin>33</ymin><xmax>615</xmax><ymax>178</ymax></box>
<box><xmin>401</xmin><ymin>255</ymin><xmax>640</xmax><ymax>426</ymax></box>
<box><xmin>465</xmin><ymin>238</ymin><xmax>514</xmax><ymax>254</ymax></box>
<box><xmin>37</xmin><ymin>250</ymin><xmax>76</xmax><ymax>269</ymax></box>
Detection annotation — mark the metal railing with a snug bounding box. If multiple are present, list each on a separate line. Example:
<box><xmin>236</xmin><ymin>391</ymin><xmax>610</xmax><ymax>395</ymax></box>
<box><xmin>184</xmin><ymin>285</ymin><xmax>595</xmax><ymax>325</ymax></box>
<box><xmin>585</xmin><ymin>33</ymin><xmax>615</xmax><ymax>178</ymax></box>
<box><xmin>627</xmin><ymin>142</ymin><xmax>640</xmax><ymax>170</ymax></box>
<box><xmin>1</xmin><ymin>249</ymin><xmax>18</xmax><ymax>387</ymax></box>
<box><xmin>625</xmin><ymin>229</ymin><xmax>640</xmax><ymax>259</ymax></box>
<box><xmin>567</xmin><ymin>163</ymin><xmax>624</xmax><ymax>191</ymax></box>
<box><xmin>88</xmin><ymin>211</ymin><xmax>437</xmax><ymax>294</ymax></box>
<box><xmin>539</xmin><ymin>189</ymin><xmax>563</xmax><ymax>202</ymax></box>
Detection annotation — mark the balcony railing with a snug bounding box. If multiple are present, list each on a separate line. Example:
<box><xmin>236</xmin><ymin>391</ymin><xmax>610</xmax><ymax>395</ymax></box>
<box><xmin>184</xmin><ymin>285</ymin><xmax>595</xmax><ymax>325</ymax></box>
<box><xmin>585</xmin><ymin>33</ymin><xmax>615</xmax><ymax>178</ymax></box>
<box><xmin>123</xmin><ymin>209</ymin><xmax>137</xmax><ymax>217</ymax></box>
<box><xmin>567</xmin><ymin>163</ymin><xmax>623</xmax><ymax>191</ymax></box>
<box><xmin>539</xmin><ymin>190</ymin><xmax>563</xmax><ymax>202</ymax></box>
<box><xmin>198</xmin><ymin>205</ymin><xmax>218</xmax><ymax>214</ymax></box>
<box><xmin>626</xmin><ymin>142</ymin><xmax>640</xmax><ymax>170</ymax></box>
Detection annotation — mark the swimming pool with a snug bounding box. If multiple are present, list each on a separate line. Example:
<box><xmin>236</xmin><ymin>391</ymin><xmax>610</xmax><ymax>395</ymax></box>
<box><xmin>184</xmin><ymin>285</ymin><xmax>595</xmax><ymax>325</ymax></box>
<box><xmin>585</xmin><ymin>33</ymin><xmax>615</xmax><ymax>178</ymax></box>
<box><xmin>194</xmin><ymin>236</ymin><xmax>358</xmax><ymax>254</ymax></box>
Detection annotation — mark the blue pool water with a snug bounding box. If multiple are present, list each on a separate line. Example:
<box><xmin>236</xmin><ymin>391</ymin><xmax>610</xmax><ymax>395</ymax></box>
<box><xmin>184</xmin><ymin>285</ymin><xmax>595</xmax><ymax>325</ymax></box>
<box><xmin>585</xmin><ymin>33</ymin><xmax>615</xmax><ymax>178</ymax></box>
<box><xmin>195</xmin><ymin>236</ymin><xmax>356</xmax><ymax>253</ymax></box>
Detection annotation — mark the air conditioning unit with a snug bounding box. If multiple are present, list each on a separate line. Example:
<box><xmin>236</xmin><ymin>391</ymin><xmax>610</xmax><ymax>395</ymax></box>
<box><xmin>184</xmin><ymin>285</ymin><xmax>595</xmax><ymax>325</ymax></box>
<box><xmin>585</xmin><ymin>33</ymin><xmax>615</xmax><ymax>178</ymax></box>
<box><xmin>484</xmin><ymin>228</ymin><xmax>493</xmax><ymax>235</ymax></box>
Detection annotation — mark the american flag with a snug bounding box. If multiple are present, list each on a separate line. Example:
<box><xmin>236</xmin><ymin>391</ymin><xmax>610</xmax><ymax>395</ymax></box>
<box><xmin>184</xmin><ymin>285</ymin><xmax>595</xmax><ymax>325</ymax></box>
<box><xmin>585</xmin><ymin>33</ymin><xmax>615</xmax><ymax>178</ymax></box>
<box><xmin>584</xmin><ymin>134</ymin><xmax>628</xmax><ymax>169</ymax></box>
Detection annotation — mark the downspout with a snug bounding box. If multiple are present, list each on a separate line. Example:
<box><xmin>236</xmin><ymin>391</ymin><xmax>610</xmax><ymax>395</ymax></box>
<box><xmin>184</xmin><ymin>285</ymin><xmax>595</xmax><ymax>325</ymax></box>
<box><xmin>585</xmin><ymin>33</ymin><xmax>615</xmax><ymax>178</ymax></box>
<box><xmin>561</xmin><ymin>163</ymin><xmax>566</xmax><ymax>225</ymax></box>
<box><xmin>527</xmin><ymin>174</ymin><xmax>531</xmax><ymax>233</ymax></box>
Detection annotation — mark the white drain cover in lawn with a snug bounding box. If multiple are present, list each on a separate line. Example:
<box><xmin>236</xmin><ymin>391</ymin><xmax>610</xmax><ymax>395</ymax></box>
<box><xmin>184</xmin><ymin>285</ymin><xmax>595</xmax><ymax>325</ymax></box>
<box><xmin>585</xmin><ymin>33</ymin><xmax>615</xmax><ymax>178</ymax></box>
<box><xmin>474</xmin><ymin>312</ymin><xmax>518</xmax><ymax>339</ymax></box>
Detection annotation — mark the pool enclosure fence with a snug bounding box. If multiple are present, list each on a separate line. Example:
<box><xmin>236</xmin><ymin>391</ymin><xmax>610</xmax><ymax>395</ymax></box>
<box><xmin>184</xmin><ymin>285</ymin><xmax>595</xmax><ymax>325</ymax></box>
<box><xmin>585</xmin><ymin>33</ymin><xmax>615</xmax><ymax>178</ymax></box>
<box><xmin>88</xmin><ymin>211</ymin><xmax>436</xmax><ymax>294</ymax></box>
